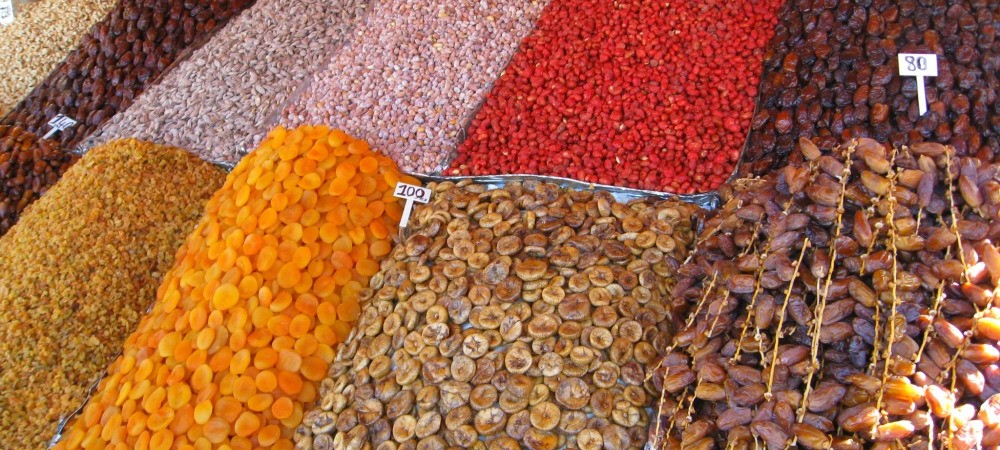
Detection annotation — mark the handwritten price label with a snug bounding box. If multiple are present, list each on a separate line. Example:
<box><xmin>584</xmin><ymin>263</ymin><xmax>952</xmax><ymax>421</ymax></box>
<box><xmin>393</xmin><ymin>182</ymin><xmax>431</xmax><ymax>228</ymax></box>
<box><xmin>897</xmin><ymin>53</ymin><xmax>938</xmax><ymax>116</ymax></box>
<box><xmin>898</xmin><ymin>53</ymin><xmax>938</xmax><ymax>77</ymax></box>
<box><xmin>0</xmin><ymin>0</ymin><xmax>14</xmax><ymax>25</ymax></box>
<box><xmin>43</xmin><ymin>114</ymin><xmax>78</xmax><ymax>139</ymax></box>
<box><xmin>393</xmin><ymin>183</ymin><xmax>431</xmax><ymax>204</ymax></box>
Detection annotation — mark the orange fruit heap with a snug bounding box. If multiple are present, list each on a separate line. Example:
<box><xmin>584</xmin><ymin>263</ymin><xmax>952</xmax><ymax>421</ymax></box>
<box><xmin>54</xmin><ymin>125</ymin><xmax>418</xmax><ymax>450</ymax></box>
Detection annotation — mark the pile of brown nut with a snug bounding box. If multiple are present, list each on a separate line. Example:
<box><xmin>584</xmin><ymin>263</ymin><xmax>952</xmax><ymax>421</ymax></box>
<box><xmin>293</xmin><ymin>180</ymin><xmax>698</xmax><ymax>450</ymax></box>
<box><xmin>1</xmin><ymin>0</ymin><xmax>254</xmax><ymax>149</ymax></box>
<box><xmin>0</xmin><ymin>0</ymin><xmax>116</xmax><ymax>115</ymax></box>
<box><xmin>652</xmin><ymin>137</ymin><xmax>1000</xmax><ymax>449</ymax></box>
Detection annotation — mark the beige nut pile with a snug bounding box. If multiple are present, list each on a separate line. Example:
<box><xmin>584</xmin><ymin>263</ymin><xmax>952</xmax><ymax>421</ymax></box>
<box><xmin>280</xmin><ymin>0</ymin><xmax>551</xmax><ymax>174</ymax></box>
<box><xmin>294</xmin><ymin>180</ymin><xmax>699</xmax><ymax>450</ymax></box>
<box><xmin>0</xmin><ymin>0</ymin><xmax>116</xmax><ymax>115</ymax></box>
<box><xmin>84</xmin><ymin>0</ymin><xmax>371</xmax><ymax>164</ymax></box>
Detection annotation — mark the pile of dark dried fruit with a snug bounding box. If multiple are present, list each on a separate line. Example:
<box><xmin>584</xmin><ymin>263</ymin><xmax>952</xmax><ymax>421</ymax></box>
<box><xmin>652</xmin><ymin>137</ymin><xmax>1000</xmax><ymax>449</ymax></box>
<box><xmin>0</xmin><ymin>125</ymin><xmax>78</xmax><ymax>235</ymax></box>
<box><xmin>743</xmin><ymin>0</ymin><xmax>999</xmax><ymax>175</ymax></box>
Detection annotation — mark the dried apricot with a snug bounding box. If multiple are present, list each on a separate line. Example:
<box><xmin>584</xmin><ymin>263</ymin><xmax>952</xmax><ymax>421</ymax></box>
<box><xmin>202</xmin><ymin>417</ymin><xmax>230</xmax><ymax>444</ymax></box>
<box><xmin>328</xmin><ymin>129</ymin><xmax>348</xmax><ymax>147</ymax></box>
<box><xmin>273</xmin><ymin>264</ymin><xmax>298</xmax><ymax>289</ymax></box>
<box><xmin>191</xmin><ymin>365</ymin><xmax>213</xmax><ymax>391</ymax></box>
<box><xmin>328</xmin><ymin>177</ymin><xmax>349</xmax><ymax>196</ymax></box>
<box><xmin>149</xmin><ymin>429</ymin><xmax>173</xmax><ymax>450</ymax></box>
<box><xmin>53</xmin><ymin>126</ymin><xmax>412</xmax><ymax>450</ymax></box>
<box><xmin>255</xmin><ymin>370</ymin><xmax>278</xmax><ymax>393</ymax></box>
<box><xmin>300</xmin><ymin>357</ymin><xmax>327</xmax><ymax>382</ymax></box>
<box><xmin>277</xmin><ymin>371</ymin><xmax>303</xmax><ymax>395</ymax></box>
<box><xmin>146</xmin><ymin>406</ymin><xmax>174</xmax><ymax>431</ymax></box>
<box><xmin>271</xmin><ymin>397</ymin><xmax>294</xmax><ymax>420</ymax></box>
<box><xmin>233</xmin><ymin>376</ymin><xmax>256</xmax><ymax>402</ymax></box>
<box><xmin>358</xmin><ymin>156</ymin><xmax>379</xmax><ymax>173</ymax></box>
<box><xmin>305</xmin><ymin>143</ymin><xmax>329</xmax><ymax>162</ymax></box>
<box><xmin>212</xmin><ymin>284</ymin><xmax>240</xmax><ymax>311</ymax></box>
<box><xmin>234</xmin><ymin>411</ymin><xmax>261</xmax><ymax>437</ymax></box>
<box><xmin>215</xmin><ymin>396</ymin><xmax>242</xmax><ymax>423</ymax></box>
<box><xmin>288</xmin><ymin>314</ymin><xmax>311</xmax><ymax>338</ymax></box>
<box><xmin>291</xmin><ymin>247</ymin><xmax>311</xmax><ymax>269</ymax></box>
<box><xmin>356</xmin><ymin>176</ymin><xmax>377</xmax><ymax>196</ymax></box>
<box><xmin>270</xmin><ymin>193</ymin><xmax>289</xmax><ymax>212</ymax></box>
<box><xmin>267</xmin><ymin>315</ymin><xmax>291</xmax><ymax>336</ymax></box>
<box><xmin>278</xmin><ymin>143</ymin><xmax>299</xmax><ymax>161</ymax></box>
<box><xmin>370</xmin><ymin>239</ymin><xmax>391</xmax><ymax>257</ymax></box>
<box><xmin>299</xmin><ymin>173</ymin><xmax>322</xmax><ymax>190</ymax></box>
<box><xmin>294</xmin><ymin>294</ymin><xmax>319</xmax><ymax>315</ymax></box>
<box><xmin>313</xmin><ymin>325</ymin><xmax>337</xmax><ymax>346</ymax></box>
<box><xmin>255</xmin><ymin>246</ymin><xmax>278</xmax><ymax>272</ymax></box>
<box><xmin>277</xmin><ymin>350</ymin><xmax>303</xmax><ymax>372</ymax></box>
<box><xmin>237</xmin><ymin>276</ymin><xmax>258</xmax><ymax>297</ymax></box>
<box><xmin>347</xmin><ymin>140</ymin><xmax>369</xmax><ymax>155</ymax></box>
<box><xmin>167</xmin><ymin>384</ymin><xmax>192</xmax><ymax>410</ymax></box>
<box><xmin>257</xmin><ymin>208</ymin><xmax>278</xmax><ymax>230</ymax></box>
<box><xmin>141</xmin><ymin>390</ymin><xmax>163</xmax><ymax>415</ymax></box>
<box><xmin>356</xmin><ymin>259</ymin><xmax>379</xmax><ymax>277</ymax></box>
<box><xmin>258</xmin><ymin>425</ymin><xmax>281</xmax><ymax>447</ymax></box>
<box><xmin>294</xmin><ymin>335</ymin><xmax>319</xmax><ymax>356</ymax></box>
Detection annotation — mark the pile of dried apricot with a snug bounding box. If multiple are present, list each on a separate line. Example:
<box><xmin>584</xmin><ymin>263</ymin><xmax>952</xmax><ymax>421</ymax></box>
<box><xmin>53</xmin><ymin>125</ymin><xmax>416</xmax><ymax>450</ymax></box>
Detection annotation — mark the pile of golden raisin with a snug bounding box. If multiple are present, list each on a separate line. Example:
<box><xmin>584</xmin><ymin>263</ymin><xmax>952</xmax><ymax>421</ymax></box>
<box><xmin>0</xmin><ymin>139</ymin><xmax>223</xmax><ymax>449</ymax></box>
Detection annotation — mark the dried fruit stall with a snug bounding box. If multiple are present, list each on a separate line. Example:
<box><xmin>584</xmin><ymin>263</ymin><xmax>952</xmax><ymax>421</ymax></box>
<box><xmin>6</xmin><ymin>0</ymin><xmax>1000</xmax><ymax>449</ymax></box>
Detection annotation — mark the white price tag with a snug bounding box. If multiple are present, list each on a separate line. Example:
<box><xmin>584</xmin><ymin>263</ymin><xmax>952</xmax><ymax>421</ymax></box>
<box><xmin>897</xmin><ymin>53</ymin><xmax>938</xmax><ymax>77</ymax></box>
<box><xmin>43</xmin><ymin>114</ymin><xmax>78</xmax><ymax>139</ymax></box>
<box><xmin>0</xmin><ymin>0</ymin><xmax>14</xmax><ymax>25</ymax></box>
<box><xmin>392</xmin><ymin>182</ymin><xmax>430</xmax><ymax>228</ymax></box>
<box><xmin>897</xmin><ymin>53</ymin><xmax>938</xmax><ymax>116</ymax></box>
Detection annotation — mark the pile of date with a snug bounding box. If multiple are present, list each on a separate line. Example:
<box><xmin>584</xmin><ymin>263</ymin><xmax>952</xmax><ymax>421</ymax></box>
<box><xmin>652</xmin><ymin>136</ymin><xmax>1000</xmax><ymax>450</ymax></box>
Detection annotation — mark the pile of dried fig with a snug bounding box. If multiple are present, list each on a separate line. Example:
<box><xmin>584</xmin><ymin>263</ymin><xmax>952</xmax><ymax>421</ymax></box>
<box><xmin>295</xmin><ymin>180</ymin><xmax>699</xmax><ymax>450</ymax></box>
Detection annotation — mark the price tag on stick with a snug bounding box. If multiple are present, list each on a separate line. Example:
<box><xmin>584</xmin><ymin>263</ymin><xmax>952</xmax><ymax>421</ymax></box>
<box><xmin>0</xmin><ymin>0</ymin><xmax>14</xmax><ymax>26</ymax></box>
<box><xmin>43</xmin><ymin>114</ymin><xmax>78</xmax><ymax>139</ymax></box>
<box><xmin>393</xmin><ymin>182</ymin><xmax>431</xmax><ymax>228</ymax></box>
<box><xmin>897</xmin><ymin>53</ymin><xmax>938</xmax><ymax>116</ymax></box>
